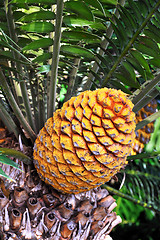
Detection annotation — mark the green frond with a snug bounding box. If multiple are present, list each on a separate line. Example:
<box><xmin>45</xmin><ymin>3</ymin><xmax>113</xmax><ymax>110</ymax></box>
<box><xmin>103</xmin><ymin>157</ymin><xmax>160</xmax><ymax>213</ymax></box>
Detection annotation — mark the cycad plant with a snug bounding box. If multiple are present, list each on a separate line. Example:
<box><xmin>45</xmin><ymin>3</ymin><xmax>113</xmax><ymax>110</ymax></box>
<box><xmin>0</xmin><ymin>0</ymin><xmax>160</xmax><ymax>239</ymax></box>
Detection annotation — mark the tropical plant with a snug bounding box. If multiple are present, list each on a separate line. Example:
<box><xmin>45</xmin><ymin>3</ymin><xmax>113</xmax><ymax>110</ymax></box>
<box><xmin>0</xmin><ymin>0</ymin><xmax>160</xmax><ymax>239</ymax></box>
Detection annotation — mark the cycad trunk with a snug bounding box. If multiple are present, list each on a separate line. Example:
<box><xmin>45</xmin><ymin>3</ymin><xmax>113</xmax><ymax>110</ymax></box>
<box><xmin>0</xmin><ymin>161</ymin><xmax>121</xmax><ymax>240</ymax></box>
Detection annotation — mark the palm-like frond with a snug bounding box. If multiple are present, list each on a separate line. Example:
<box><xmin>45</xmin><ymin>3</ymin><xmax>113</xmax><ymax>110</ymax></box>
<box><xmin>104</xmin><ymin>156</ymin><xmax>160</xmax><ymax>213</ymax></box>
<box><xmin>83</xmin><ymin>0</ymin><xmax>160</xmax><ymax>91</ymax></box>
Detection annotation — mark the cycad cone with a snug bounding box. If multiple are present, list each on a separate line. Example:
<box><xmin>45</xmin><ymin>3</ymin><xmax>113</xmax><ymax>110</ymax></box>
<box><xmin>33</xmin><ymin>88</ymin><xmax>136</xmax><ymax>194</ymax></box>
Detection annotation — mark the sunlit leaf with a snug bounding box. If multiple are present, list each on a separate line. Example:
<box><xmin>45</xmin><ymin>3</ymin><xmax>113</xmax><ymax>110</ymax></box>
<box><xmin>61</xmin><ymin>45</ymin><xmax>95</xmax><ymax>59</ymax></box>
<box><xmin>65</xmin><ymin>1</ymin><xmax>94</xmax><ymax>21</ymax></box>
<box><xmin>100</xmin><ymin>0</ymin><xmax>117</xmax><ymax>4</ymax></box>
<box><xmin>37</xmin><ymin>65</ymin><xmax>50</xmax><ymax>74</ymax></box>
<box><xmin>21</xmin><ymin>22</ymin><xmax>54</xmax><ymax>33</ymax></box>
<box><xmin>22</xmin><ymin>38</ymin><xmax>53</xmax><ymax>51</ymax></box>
<box><xmin>63</xmin><ymin>15</ymin><xmax>93</xmax><ymax>27</ymax></box>
<box><xmin>20</xmin><ymin>10</ymin><xmax>55</xmax><ymax>22</ymax></box>
<box><xmin>62</xmin><ymin>31</ymin><xmax>101</xmax><ymax>44</ymax></box>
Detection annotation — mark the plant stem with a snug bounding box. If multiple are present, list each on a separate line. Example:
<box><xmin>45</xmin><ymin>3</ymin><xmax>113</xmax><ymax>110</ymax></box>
<box><xmin>0</xmin><ymin>99</ymin><xmax>20</xmax><ymax>140</ymax></box>
<box><xmin>0</xmin><ymin>69</ymin><xmax>36</xmax><ymax>143</ymax></box>
<box><xmin>28</xmin><ymin>70</ymin><xmax>39</xmax><ymax>134</ymax></box>
<box><xmin>38</xmin><ymin>78</ymin><xmax>45</xmax><ymax>130</ymax></box>
<box><xmin>132</xmin><ymin>88</ymin><xmax>159</xmax><ymax>113</ymax></box>
<box><xmin>102</xmin><ymin>0</ymin><xmax>160</xmax><ymax>87</ymax></box>
<box><xmin>103</xmin><ymin>185</ymin><xmax>160</xmax><ymax>213</ymax></box>
<box><xmin>127</xmin><ymin>151</ymin><xmax>160</xmax><ymax>161</ymax></box>
<box><xmin>4</xmin><ymin>1</ymin><xmax>36</xmax><ymax>133</ymax></box>
<box><xmin>132</xmin><ymin>73</ymin><xmax>160</xmax><ymax>112</ymax></box>
<box><xmin>82</xmin><ymin>0</ymin><xmax>126</xmax><ymax>91</ymax></box>
<box><xmin>64</xmin><ymin>58</ymin><xmax>81</xmax><ymax>102</ymax></box>
<box><xmin>48</xmin><ymin>0</ymin><xmax>64</xmax><ymax>118</ymax></box>
<box><xmin>136</xmin><ymin>110</ymin><xmax>160</xmax><ymax>131</ymax></box>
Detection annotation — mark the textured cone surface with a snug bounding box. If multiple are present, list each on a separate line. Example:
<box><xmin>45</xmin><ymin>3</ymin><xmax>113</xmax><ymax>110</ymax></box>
<box><xmin>132</xmin><ymin>99</ymin><xmax>157</xmax><ymax>154</ymax></box>
<box><xmin>33</xmin><ymin>88</ymin><xmax>136</xmax><ymax>194</ymax></box>
<box><xmin>0</xmin><ymin>162</ymin><xmax>121</xmax><ymax>240</ymax></box>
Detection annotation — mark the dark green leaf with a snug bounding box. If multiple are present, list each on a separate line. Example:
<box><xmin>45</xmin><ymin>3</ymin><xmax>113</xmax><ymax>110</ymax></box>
<box><xmin>89</xmin><ymin>70</ymin><xmax>102</xmax><ymax>83</ymax></box>
<box><xmin>127</xmin><ymin>151</ymin><xmax>160</xmax><ymax>161</ymax></box>
<box><xmin>13</xmin><ymin>10</ymin><xmax>26</xmax><ymax>21</ymax></box>
<box><xmin>0</xmin><ymin>154</ymin><xmax>21</xmax><ymax>170</ymax></box>
<box><xmin>103</xmin><ymin>35</ymin><xmax>119</xmax><ymax>56</ymax></box>
<box><xmin>110</xmin><ymin>20</ymin><xmax>125</xmax><ymax>48</ymax></box>
<box><xmin>115</xmin><ymin>63</ymin><xmax>140</xmax><ymax>88</ymax></box>
<box><xmin>128</xmin><ymin>0</ymin><xmax>143</xmax><ymax>23</ymax></box>
<box><xmin>0</xmin><ymin>9</ymin><xmax>6</xmax><ymax>21</ymax></box>
<box><xmin>95</xmin><ymin>53</ymin><xmax>110</xmax><ymax>66</ymax></box>
<box><xmin>21</xmin><ymin>22</ymin><xmax>54</xmax><ymax>33</ymax></box>
<box><xmin>144</xmin><ymin>28</ymin><xmax>160</xmax><ymax>44</ymax></box>
<box><xmin>83</xmin><ymin>0</ymin><xmax>105</xmax><ymax>15</ymax></box>
<box><xmin>110</xmin><ymin>80</ymin><xmax>132</xmax><ymax>94</ymax></box>
<box><xmin>138</xmin><ymin>36</ymin><xmax>160</xmax><ymax>55</ymax></box>
<box><xmin>18</xmin><ymin>37</ymin><xmax>32</xmax><ymax>48</ymax></box>
<box><xmin>135</xmin><ymin>43</ymin><xmax>159</xmax><ymax>58</ymax></box>
<box><xmin>122</xmin><ymin>61</ymin><xmax>137</xmax><ymax>84</ymax></box>
<box><xmin>11</xmin><ymin>0</ymin><xmax>56</xmax><ymax>3</ymax></box>
<box><xmin>61</xmin><ymin>45</ymin><xmax>95</xmax><ymax>59</ymax></box>
<box><xmin>22</xmin><ymin>38</ymin><xmax>53</xmax><ymax>51</ymax></box>
<box><xmin>89</xmin><ymin>21</ymin><xmax>106</xmax><ymax>30</ymax></box>
<box><xmin>136</xmin><ymin>0</ymin><xmax>149</xmax><ymax>17</ymax></box>
<box><xmin>62</xmin><ymin>31</ymin><xmax>101</xmax><ymax>44</ymax></box>
<box><xmin>20</xmin><ymin>11</ymin><xmax>55</xmax><ymax>22</ymax></box>
<box><xmin>0</xmin><ymin>51</ymin><xmax>13</xmax><ymax>59</ymax></box>
<box><xmin>0</xmin><ymin>23</ymin><xmax>9</xmax><ymax>32</ymax></box>
<box><xmin>0</xmin><ymin>64</ymin><xmax>19</xmax><ymax>73</ymax></box>
<box><xmin>114</xmin><ymin>15</ymin><xmax>128</xmax><ymax>43</ymax></box>
<box><xmin>65</xmin><ymin>1</ymin><xmax>94</xmax><ymax>21</ymax></box>
<box><xmin>130</xmin><ymin>49</ymin><xmax>151</xmax><ymax>73</ymax></box>
<box><xmin>148</xmin><ymin>57</ymin><xmax>160</xmax><ymax>68</ymax></box>
<box><xmin>0</xmin><ymin>148</ymin><xmax>32</xmax><ymax>165</ymax></box>
<box><xmin>32</xmin><ymin>52</ymin><xmax>52</xmax><ymax>63</ymax></box>
<box><xmin>63</xmin><ymin>16</ymin><xmax>93</xmax><ymax>27</ymax></box>
<box><xmin>115</xmin><ymin>71</ymin><xmax>139</xmax><ymax>88</ymax></box>
<box><xmin>119</xmin><ymin>5</ymin><xmax>137</xmax><ymax>34</ymax></box>
<box><xmin>127</xmin><ymin>56</ymin><xmax>146</xmax><ymax>80</ymax></box>
<box><xmin>0</xmin><ymin>51</ymin><xmax>30</xmax><ymax>65</ymax></box>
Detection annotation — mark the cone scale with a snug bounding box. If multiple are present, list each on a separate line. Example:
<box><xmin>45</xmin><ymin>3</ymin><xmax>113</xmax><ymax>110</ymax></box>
<box><xmin>33</xmin><ymin>88</ymin><xmax>136</xmax><ymax>194</ymax></box>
